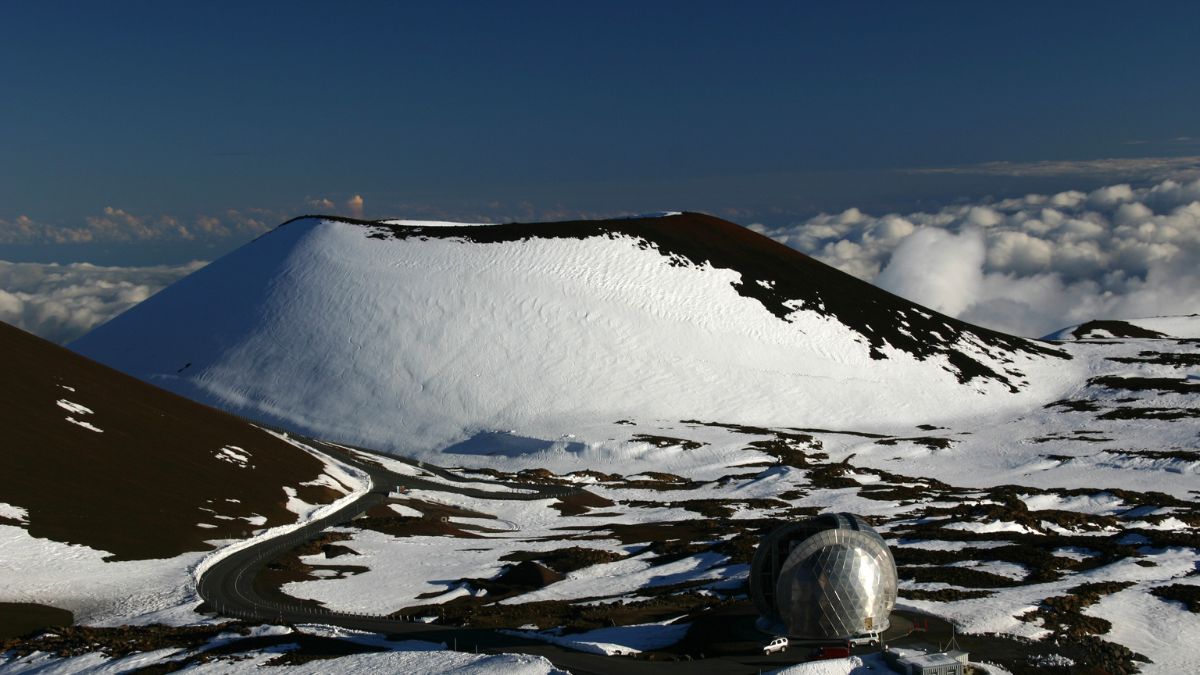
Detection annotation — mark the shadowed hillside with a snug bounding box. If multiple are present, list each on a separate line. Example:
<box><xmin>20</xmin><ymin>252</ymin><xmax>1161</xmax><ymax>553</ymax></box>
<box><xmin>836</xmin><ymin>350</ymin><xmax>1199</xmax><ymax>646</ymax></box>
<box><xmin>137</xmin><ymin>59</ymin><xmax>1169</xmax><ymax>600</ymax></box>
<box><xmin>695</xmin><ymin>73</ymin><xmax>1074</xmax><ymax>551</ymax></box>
<box><xmin>1</xmin><ymin>321</ymin><xmax>348</xmax><ymax>560</ymax></box>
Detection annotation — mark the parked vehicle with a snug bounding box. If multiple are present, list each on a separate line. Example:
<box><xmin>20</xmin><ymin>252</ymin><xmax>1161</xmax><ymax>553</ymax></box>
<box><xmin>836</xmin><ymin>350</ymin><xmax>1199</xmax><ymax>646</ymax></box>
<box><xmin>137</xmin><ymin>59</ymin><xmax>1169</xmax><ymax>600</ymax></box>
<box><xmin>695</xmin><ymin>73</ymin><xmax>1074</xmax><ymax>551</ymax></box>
<box><xmin>763</xmin><ymin>637</ymin><xmax>789</xmax><ymax>654</ymax></box>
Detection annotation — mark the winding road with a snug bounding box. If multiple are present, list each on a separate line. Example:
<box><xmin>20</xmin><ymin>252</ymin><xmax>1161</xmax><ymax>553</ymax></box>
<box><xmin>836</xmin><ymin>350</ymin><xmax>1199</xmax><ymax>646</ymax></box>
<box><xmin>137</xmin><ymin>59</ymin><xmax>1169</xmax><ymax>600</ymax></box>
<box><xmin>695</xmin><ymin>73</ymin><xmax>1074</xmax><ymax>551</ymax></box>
<box><xmin>197</xmin><ymin>438</ymin><xmax>577</xmax><ymax>630</ymax></box>
<box><xmin>194</xmin><ymin>437</ymin><xmax>867</xmax><ymax>674</ymax></box>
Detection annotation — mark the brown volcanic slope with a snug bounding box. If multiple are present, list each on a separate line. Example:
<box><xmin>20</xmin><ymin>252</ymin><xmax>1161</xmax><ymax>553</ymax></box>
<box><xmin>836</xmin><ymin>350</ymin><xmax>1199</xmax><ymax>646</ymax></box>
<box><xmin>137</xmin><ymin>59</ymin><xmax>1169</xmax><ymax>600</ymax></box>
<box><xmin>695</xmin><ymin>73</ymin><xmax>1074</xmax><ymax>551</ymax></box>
<box><xmin>311</xmin><ymin>211</ymin><xmax>1067</xmax><ymax>391</ymax></box>
<box><xmin>0</xmin><ymin>321</ymin><xmax>346</xmax><ymax>561</ymax></box>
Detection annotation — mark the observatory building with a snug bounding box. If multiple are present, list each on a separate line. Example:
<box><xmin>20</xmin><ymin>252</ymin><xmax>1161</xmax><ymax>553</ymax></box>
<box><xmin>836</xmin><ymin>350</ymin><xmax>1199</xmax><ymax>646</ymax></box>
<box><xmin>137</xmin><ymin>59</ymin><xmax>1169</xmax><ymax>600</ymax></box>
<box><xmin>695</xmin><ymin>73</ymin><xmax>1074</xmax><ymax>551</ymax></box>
<box><xmin>750</xmin><ymin>513</ymin><xmax>897</xmax><ymax>641</ymax></box>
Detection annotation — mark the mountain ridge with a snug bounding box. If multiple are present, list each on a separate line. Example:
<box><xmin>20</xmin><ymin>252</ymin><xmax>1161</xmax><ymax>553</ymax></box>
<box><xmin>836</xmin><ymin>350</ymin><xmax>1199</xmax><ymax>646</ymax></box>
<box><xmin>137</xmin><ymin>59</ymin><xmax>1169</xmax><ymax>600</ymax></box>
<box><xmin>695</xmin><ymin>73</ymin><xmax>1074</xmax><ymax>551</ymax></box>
<box><xmin>275</xmin><ymin>212</ymin><xmax>1067</xmax><ymax>388</ymax></box>
<box><xmin>71</xmin><ymin>212</ymin><xmax>1078</xmax><ymax>455</ymax></box>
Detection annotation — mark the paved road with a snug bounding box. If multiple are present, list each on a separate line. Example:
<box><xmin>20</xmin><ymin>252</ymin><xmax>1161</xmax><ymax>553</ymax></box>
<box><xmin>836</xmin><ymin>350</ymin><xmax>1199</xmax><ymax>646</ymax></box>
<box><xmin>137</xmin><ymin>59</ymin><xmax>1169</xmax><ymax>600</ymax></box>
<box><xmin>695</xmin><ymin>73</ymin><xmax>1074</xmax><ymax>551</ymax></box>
<box><xmin>197</xmin><ymin>438</ymin><xmax>577</xmax><ymax>626</ymax></box>
<box><xmin>194</xmin><ymin>438</ymin><xmax>852</xmax><ymax>674</ymax></box>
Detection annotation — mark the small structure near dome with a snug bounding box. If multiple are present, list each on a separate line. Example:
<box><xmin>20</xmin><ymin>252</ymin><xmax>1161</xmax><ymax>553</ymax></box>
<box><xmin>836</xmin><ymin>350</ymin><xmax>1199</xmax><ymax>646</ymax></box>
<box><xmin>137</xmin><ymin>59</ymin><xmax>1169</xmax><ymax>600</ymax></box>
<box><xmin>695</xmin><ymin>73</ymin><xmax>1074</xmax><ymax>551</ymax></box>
<box><xmin>750</xmin><ymin>512</ymin><xmax>897</xmax><ymax>642</ymax></box>
<box><xmin>884</xmin><ymin>645</ymin><xmax>969</xmax><ymax>675</ymax></box>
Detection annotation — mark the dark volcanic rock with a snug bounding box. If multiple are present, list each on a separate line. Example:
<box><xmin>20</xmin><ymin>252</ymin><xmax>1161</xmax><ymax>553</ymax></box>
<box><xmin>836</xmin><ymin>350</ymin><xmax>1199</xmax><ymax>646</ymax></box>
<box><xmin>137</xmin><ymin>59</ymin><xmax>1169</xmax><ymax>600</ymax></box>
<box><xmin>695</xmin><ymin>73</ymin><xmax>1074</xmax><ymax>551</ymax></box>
<box><xmin>1066</xmin><ymin>320</ymin><xmax>1168</xmax><ymax>340</ymax></box>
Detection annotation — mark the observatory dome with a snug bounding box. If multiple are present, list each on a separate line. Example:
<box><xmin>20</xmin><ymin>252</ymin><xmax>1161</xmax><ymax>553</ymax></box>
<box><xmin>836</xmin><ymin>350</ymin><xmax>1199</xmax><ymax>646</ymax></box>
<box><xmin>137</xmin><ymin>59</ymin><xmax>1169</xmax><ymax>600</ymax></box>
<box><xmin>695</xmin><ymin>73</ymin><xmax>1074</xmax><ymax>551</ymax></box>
<box><xmin>750</xmin><ymin>513</ymin><xmax>897</xmax><ymax>640</ymax></box>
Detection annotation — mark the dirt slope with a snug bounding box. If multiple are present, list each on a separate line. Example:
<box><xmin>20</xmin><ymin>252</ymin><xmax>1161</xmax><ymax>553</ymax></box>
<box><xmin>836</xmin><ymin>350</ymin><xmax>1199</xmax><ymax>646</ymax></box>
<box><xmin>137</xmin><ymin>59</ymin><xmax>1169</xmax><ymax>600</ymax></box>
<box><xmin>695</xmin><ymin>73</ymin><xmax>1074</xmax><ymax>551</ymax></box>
<box><xmin>0</xmin><ymin>321</ymin><xmax>342</xmax><ymax>560</ymax></box>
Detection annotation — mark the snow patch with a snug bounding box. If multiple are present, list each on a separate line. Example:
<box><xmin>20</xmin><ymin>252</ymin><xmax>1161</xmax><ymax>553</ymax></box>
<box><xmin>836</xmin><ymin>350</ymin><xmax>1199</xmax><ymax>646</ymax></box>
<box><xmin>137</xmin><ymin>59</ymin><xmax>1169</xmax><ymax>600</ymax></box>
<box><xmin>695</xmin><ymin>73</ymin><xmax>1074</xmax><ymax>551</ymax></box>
<box><xmin>388</xmin><ymin>503</ymin><xmax>423</xmax><ymax>518</ymax></box>
<box><xmin>0</xmin><ymin>503</ymin><xmax>29</xmax><ymax>523</ymax></box>
<box><xmin>64</xmin><ymin>417</ymin><xmax>103</xmax><ymax>433</ymax></box>
<box><xmin>943</xmin><ymin>520</ymin><xmax>1037</xmax><ymax>534</ymax></box>
<box><xmin>772</xmin><ymin>654</ymin><xmax>875</xmax><ymax>674</ymax></box>
<box><xmin>213</xmin><ymin>445</ymin><xmax>251</xmax><ymax>468</ymax></box>
<box><xmin>282</xmin><ymin>487</ymin><xmax>312</xmax><ymax>516</ymax></box>
<box><xmin>55</xmin><ymin>399</ymin><xmax>93</xmax><ymax>415</ymax></box>
<box><xmin>1086</xmin><ymin>581</ymin><xmax>1200</xmax><ymax>674</ymax></box>
<box><xmin>1020</xmin><ymin>492</ymin><xmax>1124</xmax><ymax>514</ymax></box>
<box><xmin>504</xmin><ymin>618</ymin><xmax>689</xmax><ymax>655</ymax></box>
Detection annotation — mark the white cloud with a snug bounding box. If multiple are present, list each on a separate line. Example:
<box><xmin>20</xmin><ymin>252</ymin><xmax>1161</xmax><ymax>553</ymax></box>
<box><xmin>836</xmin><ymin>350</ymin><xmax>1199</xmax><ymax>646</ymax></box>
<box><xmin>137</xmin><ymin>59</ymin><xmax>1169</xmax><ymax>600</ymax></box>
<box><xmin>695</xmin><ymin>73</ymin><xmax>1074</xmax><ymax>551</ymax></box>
<box><xmin>6</xmin><ymin>177</ymin><xmax>1198</xmax><ymax>344</ymax></box>
<box><xmin>986</xmin><ymin>230</ymin><xmax>1054</xmax><ymax>274</ymax></box>
<box><xmin>302</xmin><ymin>194</ymin><xmax>367</xmax><ymax>218</ymax></box>
<box><xmin>0</xmin><ymin>208</ymin><xmax>273</xmax><ymax>245</ymax></box>
<box><xmin>752</xmin><ymin>177</ymin><xmax>1200</xmax><ymax>337</ymax></box>
<box><xmin>876</xmin><ymin>228</ymin><xmax>985</xmax><ymax>316</ymax></box>
<box><xmin>346</xmin><ymin>194</ymin><xmax>365</xmax><ymax>219</ymax></box>
<box><xmin>0</xmin><ymin>260</ymin><xmax>206</xmax><ymax>344</ymax></box>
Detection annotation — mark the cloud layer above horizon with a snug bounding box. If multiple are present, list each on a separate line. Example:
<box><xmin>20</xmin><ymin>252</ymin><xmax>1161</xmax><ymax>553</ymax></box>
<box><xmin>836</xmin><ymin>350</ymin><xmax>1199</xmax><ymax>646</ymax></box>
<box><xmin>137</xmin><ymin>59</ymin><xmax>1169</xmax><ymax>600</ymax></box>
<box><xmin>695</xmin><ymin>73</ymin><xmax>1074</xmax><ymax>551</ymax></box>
<box><xmin>752</xmin><ymin>177</ymin><xmax>1200</xmax><ymax>337</ymax></box>
<box><xmin>0</xmin><ymin>260</ymin><xmax>205</xmax><ymax>344</ymax></box>
<box><xmin>2</xmin><ymin>177</ymin><xmax>1200</xmax><ymax>344</ymax></box>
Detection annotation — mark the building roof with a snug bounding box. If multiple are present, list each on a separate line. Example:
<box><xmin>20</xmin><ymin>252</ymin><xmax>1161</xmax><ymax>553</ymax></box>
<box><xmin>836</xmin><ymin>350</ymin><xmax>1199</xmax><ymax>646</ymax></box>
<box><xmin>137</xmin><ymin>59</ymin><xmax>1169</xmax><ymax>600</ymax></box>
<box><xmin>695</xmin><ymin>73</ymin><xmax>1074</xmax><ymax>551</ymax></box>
<box><xmin>887</xmin><ymin>647</ymin><xmax>969</xmax><ymax>668</ymax></box>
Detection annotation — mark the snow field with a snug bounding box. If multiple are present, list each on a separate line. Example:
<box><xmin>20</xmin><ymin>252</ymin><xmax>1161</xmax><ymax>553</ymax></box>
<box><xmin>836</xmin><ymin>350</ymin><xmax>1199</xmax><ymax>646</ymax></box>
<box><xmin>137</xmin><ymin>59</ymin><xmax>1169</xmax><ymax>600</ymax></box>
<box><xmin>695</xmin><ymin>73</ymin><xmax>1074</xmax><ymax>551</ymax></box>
<box><xmin>820</xmin><ymin>337</ymin><xmax>1200</xmax><ymax>499</ymax></box>
<box><xmin>1086</xmin><ymin>579</ymin><xmax>1200</xmax><ymax>674</ymax></box>
<box><xmin>281</xmin><ymin>398</ymin><xmax>1197</xmax><ymax>667</ymax></box>
<box><xmin>897</xmin><ymin>546</ymin><xmax>1197</xmax><ymax>641</ymax></box>
<box><xmin>71</xmin><ymin>217</ymin><xmax>1081</xmax><ymax>456</ymax></box>
<box><xmin>0</xmin><ymin>525</ymin><xmax>207</xmax><ymax>626</ymax></box>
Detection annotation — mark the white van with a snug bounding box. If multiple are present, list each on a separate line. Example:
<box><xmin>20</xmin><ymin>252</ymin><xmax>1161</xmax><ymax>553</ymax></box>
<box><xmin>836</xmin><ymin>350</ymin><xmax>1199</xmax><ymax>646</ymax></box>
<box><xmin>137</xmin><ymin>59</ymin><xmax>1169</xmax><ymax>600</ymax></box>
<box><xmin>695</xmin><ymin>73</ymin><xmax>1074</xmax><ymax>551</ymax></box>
<box><xmin>763</xmin><ymin>637</ymin><xmax>789</xmax><ymax>654</ymax></box>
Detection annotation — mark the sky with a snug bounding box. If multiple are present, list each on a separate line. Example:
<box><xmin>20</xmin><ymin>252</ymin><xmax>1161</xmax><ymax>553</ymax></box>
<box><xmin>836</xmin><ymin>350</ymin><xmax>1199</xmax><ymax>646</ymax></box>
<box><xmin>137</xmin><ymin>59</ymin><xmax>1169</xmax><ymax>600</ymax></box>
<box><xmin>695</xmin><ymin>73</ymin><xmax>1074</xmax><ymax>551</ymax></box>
<box><xmin>2</xmin><ymin>1</ymin><xmax>1199</xmax><ymax>341</ymax></box>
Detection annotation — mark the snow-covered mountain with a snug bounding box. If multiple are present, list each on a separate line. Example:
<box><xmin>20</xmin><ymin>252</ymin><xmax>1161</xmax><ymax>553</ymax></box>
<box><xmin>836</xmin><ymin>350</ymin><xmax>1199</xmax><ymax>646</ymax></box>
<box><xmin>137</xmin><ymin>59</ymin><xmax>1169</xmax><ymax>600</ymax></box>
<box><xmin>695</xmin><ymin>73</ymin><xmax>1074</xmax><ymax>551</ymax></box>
<box><xmin>71</xmin><ymin>213</ymin><xmax>1074</xmax><ymax>455</ymax></box>
<box><xmin>1044</xmin><ymin>314</ymin><xmax>1200</xmax><ymax>340</ymax></box>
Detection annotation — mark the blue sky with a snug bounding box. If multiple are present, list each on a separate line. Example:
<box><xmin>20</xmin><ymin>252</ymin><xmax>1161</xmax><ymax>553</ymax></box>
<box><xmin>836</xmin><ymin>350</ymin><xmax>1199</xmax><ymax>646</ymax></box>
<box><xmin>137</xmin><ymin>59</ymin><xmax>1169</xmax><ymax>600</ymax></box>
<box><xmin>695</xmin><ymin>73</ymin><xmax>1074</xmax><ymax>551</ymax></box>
<box><xmin>2</xmin><ymin>1</ymin><xmax>1200</xmax><ymax>264</ymax></box>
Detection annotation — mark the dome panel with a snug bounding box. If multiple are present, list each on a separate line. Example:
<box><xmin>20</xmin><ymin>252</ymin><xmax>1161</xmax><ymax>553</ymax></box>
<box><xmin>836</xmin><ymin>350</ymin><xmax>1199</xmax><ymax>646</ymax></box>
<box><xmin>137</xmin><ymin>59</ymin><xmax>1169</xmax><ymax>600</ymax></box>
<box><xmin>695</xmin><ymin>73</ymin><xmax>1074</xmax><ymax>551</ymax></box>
<box><xmin>750</xmin><ymin>513</ymin><xmax>897</xmax><ymax>640</ymax></box>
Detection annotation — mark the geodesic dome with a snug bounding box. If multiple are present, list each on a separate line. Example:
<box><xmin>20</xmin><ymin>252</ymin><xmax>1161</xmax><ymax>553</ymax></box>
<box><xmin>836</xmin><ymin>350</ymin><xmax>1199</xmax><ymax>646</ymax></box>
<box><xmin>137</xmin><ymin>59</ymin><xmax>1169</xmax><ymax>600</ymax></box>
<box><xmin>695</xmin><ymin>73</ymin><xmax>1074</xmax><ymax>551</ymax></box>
<box><xmin>750</xmin><ymin>513</ymin><xmax>897</xmax><ymax>640</ymax></box>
